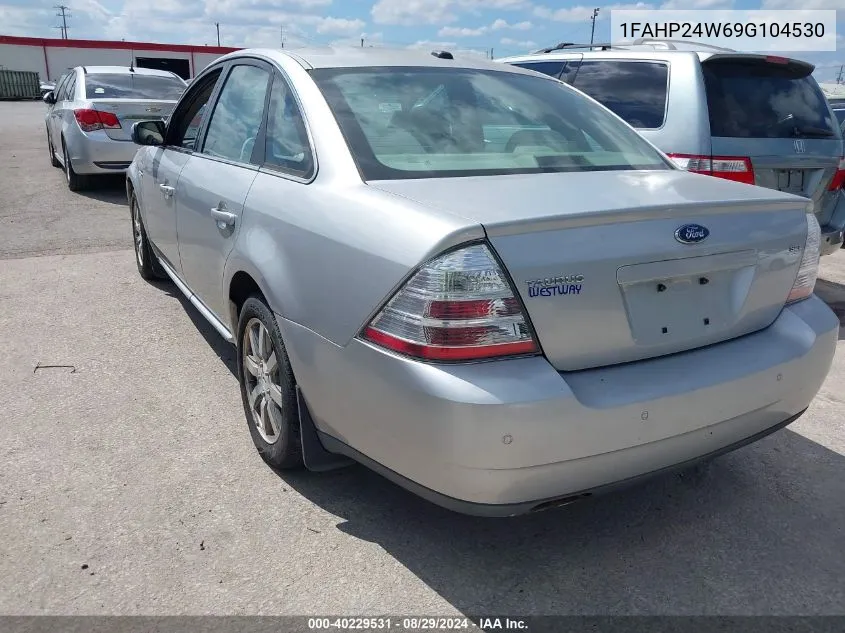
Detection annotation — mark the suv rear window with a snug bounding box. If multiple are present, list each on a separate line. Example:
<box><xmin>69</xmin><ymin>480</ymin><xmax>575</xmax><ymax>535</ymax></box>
<box><xmin>703</xmin><ymin>60</ymin><xmax>837</xmax><ymax>138</ymax></box>
<box><xmin>84</xmin><ymin>74</ymin><xmax>186</xmax><ymax>100</ymax></box>
<box><xmin>569</xmin><ymin>61</ymin><xmax>669</xmax><ymax>129</ymax></box>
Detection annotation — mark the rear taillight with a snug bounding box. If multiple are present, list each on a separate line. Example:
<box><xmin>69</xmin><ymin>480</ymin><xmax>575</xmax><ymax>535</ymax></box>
<box><xmin>828</xmin><ymin>157</ymin><xmax>845</xmax><ymax>191</ymax></box>
<box><xmin>786</xmin><ymin>213</ymin><xmax>821</xmax><ymax>304</ymax></box>
<box><xmin>668</xmin><ymin>154</ymin><xmax>755</xmax><ymax>185</ymax></box>
<box><xmin>74</xmin><ymin>109</ymin><xmax>121</xmax><ymax>132</ymax></box>
<box><xmin>362</xmin><ymin>243</ymin><xmax>539</xmax><ymax>361</ymax></box>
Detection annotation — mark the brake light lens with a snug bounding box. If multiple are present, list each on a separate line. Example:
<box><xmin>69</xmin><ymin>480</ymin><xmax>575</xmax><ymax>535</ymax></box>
<box><xmin>828</xmin><ymin>157</ymin><xmax>845</xmax><ymax>191</ymax></box>
<box><xmin>786</xmin><ymin>213</ymin><xmax>821</xmax><ymax>304</ymax></box>
<box><xmin>74</xmin><ymin>109</ymin><xmax>121</xmax><ymax>132</ymax></box>
<box><xmin>668</xmin><ymin>154</ymin><xmax>755</xmax><ymax>185</ymax></box>
<box><xmin>362</xmin><ymin>243</ymin><xmax>539</xmax><ymax>361</ymax></box>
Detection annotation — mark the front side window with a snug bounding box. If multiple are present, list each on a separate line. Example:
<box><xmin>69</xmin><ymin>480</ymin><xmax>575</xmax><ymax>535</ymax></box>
<box><xmin>569</xmin><ymin>61</ymin><xmax>669</xmax><ymax>129</ymax></box>
<box><xmin>84</xmin><ymin>74</ymin><xmax>186</xmax><ymax>100</ymax></box>
<box><xmin>264</xmin><ymin>75</ymin><xmax>314</xmax><ymax>177</ymax></box>
<box><xmin>166</xmin><ymin>69</ymin><xmax>221</xmax><ymax>150</ymax></box>
<box><xmin>202</xmin><ymin>64</ymin><xmax>271</xmax><ymax>164</ymax></box>
<box><xmin>311</xmin><ymin>66</ymin><xmax>671</xmax><ymax>181</ymax></box>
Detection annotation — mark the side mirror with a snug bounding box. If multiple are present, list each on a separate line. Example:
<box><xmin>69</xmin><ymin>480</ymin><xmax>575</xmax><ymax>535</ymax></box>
<box><xmin>42</xmin><ymin>91</ymin><xmax>56</xmax><ymax>105</ymax></box>
<box><xmin>131</xmin><ymin>120</ymin><xmax>166</xmax><ymax>146</ymax></box>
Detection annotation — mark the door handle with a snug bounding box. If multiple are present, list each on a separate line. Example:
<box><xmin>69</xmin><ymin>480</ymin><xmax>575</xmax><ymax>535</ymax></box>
<box><xmin>210</xmin><ymin>207</ymin><xmax>237</xmax><ymax>227</ymax></box>
<box><xmin>159</xmin><ymin>183</ymin><xmax>175</xmax><ymax>198</ymax></box>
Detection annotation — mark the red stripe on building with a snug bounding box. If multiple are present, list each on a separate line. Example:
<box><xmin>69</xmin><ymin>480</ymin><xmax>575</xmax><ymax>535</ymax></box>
<box><xmin>0</xmin><ymin>34</ymin><xmax>239</xmax><ymax>56</ymax></box>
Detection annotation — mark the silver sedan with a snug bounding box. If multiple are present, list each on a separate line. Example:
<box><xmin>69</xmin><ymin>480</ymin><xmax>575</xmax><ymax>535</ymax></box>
<box><xmin>126</xmin><ymin>48</ymin><xmax>838</xmax><ymax>516</ymax></box>
<box><xmin>44</xmin><ymin>65</ymin><xmax>186</xmax><ymax>191</ymax></box>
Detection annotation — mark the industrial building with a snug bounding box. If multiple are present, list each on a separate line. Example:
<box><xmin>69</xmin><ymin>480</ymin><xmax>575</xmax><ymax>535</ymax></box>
<box><xmin>0</xmin><ymin>34</ymin><xmax>239</xmax><ymax>82</ymax></box>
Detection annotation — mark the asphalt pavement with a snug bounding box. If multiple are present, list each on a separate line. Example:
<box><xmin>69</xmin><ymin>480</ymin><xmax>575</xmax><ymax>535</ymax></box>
<box><xmin>1</xmin><ymin>100</ymin><xmax>844</xmax><ymax>617</ymax></box>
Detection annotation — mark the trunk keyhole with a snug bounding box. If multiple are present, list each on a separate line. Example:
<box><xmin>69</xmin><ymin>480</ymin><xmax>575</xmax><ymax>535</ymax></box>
<box><xmin>661</xmin><ymin>327</ymin><xmax>668</xmax><ymax>334</ymax></box>
<box><xmin>657</xmin><ymin>283</ymin><xmax>667</xmax><ymax>292</ymax></box>
<box><xmin>703</xmin><ymin>318</ymin><xmax>710</xmax><ymax>326</ymax></box>
<box><xmin>699</xmin><ymin>277</ymin><xmax>709</xmax><ymax>285</ymax></box>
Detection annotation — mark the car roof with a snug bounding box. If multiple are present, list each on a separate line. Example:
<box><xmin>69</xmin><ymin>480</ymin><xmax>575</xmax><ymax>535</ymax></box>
<box><xmin>220</xmin><ymin>47</ymin><xmax>539</xmax><ymax>74</ymax></box>
<box><xmin>76</xmin><ymin>66</ymin><xmax>183</xmax><ymax>78</ymax></box>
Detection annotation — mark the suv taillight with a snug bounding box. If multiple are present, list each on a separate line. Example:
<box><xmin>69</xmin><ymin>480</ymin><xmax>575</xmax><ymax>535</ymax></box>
<box><xmin>362</xmin><ymin>243</ymin><xmax>539</xmax><ymax>361</ymax></box>
<box><xmin>668</xmin><ymin>154</ymin><xmax>755</xmax><ymax>185</ymax></box>
<box><xmin>786</xmin><ymin>213</ymin><xmax>821</xmax><ymax>304</ymax></box>
<box><xmin>828</xmin><ymin>157</ymin><xmax>845</xmax><ymax>191</ymax></box>
<box><xmin>74</xmin><ymin>109</ymin><xmax>121</xmax><ymax>132</ymax></box>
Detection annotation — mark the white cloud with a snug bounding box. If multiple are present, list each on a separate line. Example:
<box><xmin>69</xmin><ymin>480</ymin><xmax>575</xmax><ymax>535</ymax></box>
<box><xmin>315</xmin><ymin>17</ymin><xmax>367</xmax><ymax>35</ymax></box>
<box><xmin>491</xmin><ymin>18</ymin><xmax>533</xmax><ymax>30</ymax></box>
<box><xmin>438</xmin><ymin>26</ymin><xmax>488</xmax><ymax>36</ymax></box>
<box><xmin>500</xmin><ymin>37</ymin><xmax>537</xmax><ymax>48</ymax></box>
<box><xmin>534</xmin><ymin>3</ymin><xmax>653</xmax><ymax>22</ymax></box>
<box><xmin>660</xmin><ymin>0</ymin><xmax>733</xmax><ymax>7</ymax></box>
<box><xmin>372</xmin><ymin>0</ymin><xmax>530</xmax><ymax>26</ymax></box>
<box><xmin>762</xmin><ymin>0</ymin><xmax>843</xmax><ymax>6</ymax></box>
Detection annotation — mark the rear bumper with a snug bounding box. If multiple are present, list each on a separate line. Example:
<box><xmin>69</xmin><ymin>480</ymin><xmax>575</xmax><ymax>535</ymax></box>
<box><xmin>281</xmin><ymin>295</ymin><xmax>838</xmax><ymax>516</ymax></box>
<box><xmin>65</xmin><ymin>128</ymin><xmax>140</xmax><ymax>175</ymax></box>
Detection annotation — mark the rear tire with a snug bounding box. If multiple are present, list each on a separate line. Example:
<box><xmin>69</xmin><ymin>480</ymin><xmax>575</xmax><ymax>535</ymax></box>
<box><xmin>237</xmin><ymin>296</ymin><xmax>303</xmax><ymax>470</ymax></box>
<box><xmin>62</xmin><ymin>140</ymin><xmax>88</xmax><ymax>192</ymax></box>
<box><xmin>130</xmin><ymin>192</ymin><xmax>167</xmax><ymax>281</ymax></box>
<box><xmin>47</xmin><ymin>130</ymin><xmax>60</xmax><ymax>168</ymax></box>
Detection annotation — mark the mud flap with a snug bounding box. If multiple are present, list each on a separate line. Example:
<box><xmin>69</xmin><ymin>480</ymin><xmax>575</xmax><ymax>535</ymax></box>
<box><xmin>296</xmin><ymin>386</ymin><xmax>355</xmax><ymax>472</ymax></box>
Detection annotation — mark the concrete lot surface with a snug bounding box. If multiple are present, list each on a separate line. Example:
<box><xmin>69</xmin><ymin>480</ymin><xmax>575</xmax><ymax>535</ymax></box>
<box><xmin>1</xmin><ymin>101</ymin><xmax>844</xmax><ymax>616</ymax></box>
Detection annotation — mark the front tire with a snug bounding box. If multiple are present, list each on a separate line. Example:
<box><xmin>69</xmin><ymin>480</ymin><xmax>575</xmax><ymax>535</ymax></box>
<box><xmin>130</xmin><ymin>192</ymin><xmax>167</xmax><ymax>281</ymax></box>
<box><xmin>237</xmin><ymin>297</ymin><xmax>303</xmax><ymax>470</ymax></box>
<box><xmin>62</xmin><ymin>140</ymin><xmax>88</xmax><ymax>192</ymax></box>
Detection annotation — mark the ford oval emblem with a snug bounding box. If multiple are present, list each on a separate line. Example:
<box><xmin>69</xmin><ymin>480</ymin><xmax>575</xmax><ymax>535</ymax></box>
<box><xmin>675</xmin><ymin>224</ymin><xmax>709</xmax><ymax>244</ymax></box>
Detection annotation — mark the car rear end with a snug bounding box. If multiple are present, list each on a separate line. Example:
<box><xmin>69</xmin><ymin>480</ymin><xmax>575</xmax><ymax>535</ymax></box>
<box><xmin>670</xmin><ymin>53</ymin><xmax>845</xmax><ymax>254</ymax></box>
<box><xmin>65</xmin><ymin>70</ymin><xmax>185</xmax><ymax>174</ymax></box>
<box><xmin>284</xmin><ymin>62</ymin><xmax>839</xmax><ymax>516</ymax></box>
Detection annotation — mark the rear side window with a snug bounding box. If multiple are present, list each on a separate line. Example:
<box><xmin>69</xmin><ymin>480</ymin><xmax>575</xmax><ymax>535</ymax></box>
<box><xmin>703</xmin><ymin>60</ymin><xmax>837</xmax><ymax>138</ymax></box>
<box><xmin>511</xmin><ymin>61</ymin><xmax>565</xmax><ymax>79</ymax></box>
<box><xmin>570</xmin><ymin>61</ymin><xmax>669</xmax><ymax>129</ymax></box>
<box><xmin>84</xmin><ymin>74</ymin><xmax>186</xmax><ymax>100</ymax></box>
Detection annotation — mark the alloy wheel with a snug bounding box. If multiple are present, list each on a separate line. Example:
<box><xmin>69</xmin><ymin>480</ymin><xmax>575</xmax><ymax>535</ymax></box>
<box><xmin>242</xmin><ymin>318</ymin><xmax>284</xmax><ymax>444</ymax></box>
<box><xmin>132</xmin><ymin>199</ymin><xmax>144</xmax><ymax>268</ymax></box>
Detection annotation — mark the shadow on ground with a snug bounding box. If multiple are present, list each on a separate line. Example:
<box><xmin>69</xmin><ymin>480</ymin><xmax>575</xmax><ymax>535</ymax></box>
<box><xmin>272</xmin><ymin>428</ymin><xmax>845</xmax><ymax>615</ymax></box>
<box><xmin>77</xmin><ymin>174</ymin><xmax>127</xmax><ymax>206</ymax></box>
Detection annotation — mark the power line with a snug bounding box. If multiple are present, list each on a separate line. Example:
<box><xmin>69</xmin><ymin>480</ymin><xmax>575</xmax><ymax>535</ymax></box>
<box><xmin>54</xmin><ymin>5</ymin><xmax>70</xmax><ymax>39</ymax></box>
<box><xmin>589</xmin><ymin>7</ymin><xmax>600</xmax><ymax>46</ymax></box>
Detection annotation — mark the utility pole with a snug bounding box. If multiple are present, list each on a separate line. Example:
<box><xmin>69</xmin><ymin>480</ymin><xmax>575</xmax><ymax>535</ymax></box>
<box><xmin>54</xmin><ymin>5</ymin><xmax>70</xmax><ymax>39</ymax></box>
<box><xmin>280</xmin><ymin>26</ymin><xmax>286</xmax><ymax>48</ymax></box>
<box><xmin>360</xmin><ymin>37</ymin><xmax>364</xmax><ymax>47</ymax></box>
<box><xmin>837</xmin><ymin>64</ymin><xmax>844</xmax><ymax>85</ymax></box>
<box><xmin>589</xmin><ymin>7</ymin><xmax>600</xmax><ymax>46</ymax></box>
<box><xmin>215</xmin><ymin>22</ymin><xmax>220</xmax><ymax>46</ymax></box>
<box><xmin>490</xmin><ymin>47</ymin><xmax>494</xmax><ymax>59</ymax></box>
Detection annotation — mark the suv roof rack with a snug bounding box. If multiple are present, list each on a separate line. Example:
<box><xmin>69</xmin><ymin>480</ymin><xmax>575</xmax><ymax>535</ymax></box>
<box><xmin>533</xmin><ymin>42</ymin><xmax>614</xmax><ymax>53</ymax></box>
<box><xmin>530</xmin><ymin>38</ymin><xmax>736</xmax><ymax>55</ymax></box>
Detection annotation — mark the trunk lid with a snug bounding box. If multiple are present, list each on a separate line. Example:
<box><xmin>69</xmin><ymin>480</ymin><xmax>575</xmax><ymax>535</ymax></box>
<box><xmin>85</xmin><ymin>99</ymin><xmax>176</xmax><ymax>141</ymax></box>
<box><xmin>369</xmin><ymin>170</ymin><xmax>811</xmax><ymax>371</ymax></box>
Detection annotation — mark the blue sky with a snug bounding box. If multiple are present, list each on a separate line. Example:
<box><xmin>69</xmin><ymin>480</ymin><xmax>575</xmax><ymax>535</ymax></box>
<box><xmin>1</xmin><ymin>0</ymin><xmax>842</xmax><ymax>82</ymax></box>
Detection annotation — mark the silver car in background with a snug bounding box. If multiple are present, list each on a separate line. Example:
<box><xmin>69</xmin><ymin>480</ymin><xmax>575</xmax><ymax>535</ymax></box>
<box><xmin>500</xmin><ymin>40</ymin><xmax>845</xmax><ymax>255</ymax></box>
<box><xmin>43</xmin><ymin>66</ymin><xmax>186</xmax><ymax>191</ymax></box>
<box><xmin>127</xmin><ymin>48</ymin><xmax>837</xmax><ymax>517</ymax></box>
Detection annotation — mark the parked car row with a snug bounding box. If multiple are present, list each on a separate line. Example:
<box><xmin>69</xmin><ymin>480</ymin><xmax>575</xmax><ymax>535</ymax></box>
<box><xmin>108</xmin><ymin>45</ymin><xmax>840</xmax><ymax>516</ymax></box>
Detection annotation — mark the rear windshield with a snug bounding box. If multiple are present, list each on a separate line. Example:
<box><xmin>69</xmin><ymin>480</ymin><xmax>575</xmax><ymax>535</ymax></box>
<box><xmin>569</xmin><ymin>61</ymin><xmax>669</xmax><ymax>129</ymax></box>
<box><xmin>310</xmin><ymin>67</ymin><xmax>671</xmax><ymax>181</ymax></box>
<box><xmin>703</xmin><ymin>60</ymin><xmax>838</xmax><ymax>139</ymax></box>
<box><xmin>84</xmin><ymin>74</ymin><xmax>186</xmax><ymax>100</ymax></box>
